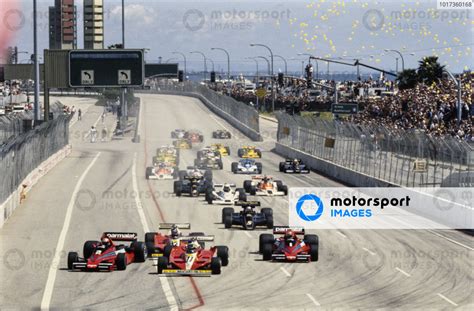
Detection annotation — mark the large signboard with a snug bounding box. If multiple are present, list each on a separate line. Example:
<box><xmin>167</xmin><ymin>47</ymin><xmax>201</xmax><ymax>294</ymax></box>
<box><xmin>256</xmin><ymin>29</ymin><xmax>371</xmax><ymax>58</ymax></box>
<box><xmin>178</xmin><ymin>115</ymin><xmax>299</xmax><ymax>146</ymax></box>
<box><xmin>331</xmin><ymin>103</ymin><xmax>358</xmax><ymax>114</ymax></box>
<box><xmin>69</xmin><ymin>50</ymin><xmax>144</xmax><ymax>87</ymax></box>
<box><xmin>145</xmin><ymin>63</ymin><xmax>179</xmax><ymax>78</ymax></box>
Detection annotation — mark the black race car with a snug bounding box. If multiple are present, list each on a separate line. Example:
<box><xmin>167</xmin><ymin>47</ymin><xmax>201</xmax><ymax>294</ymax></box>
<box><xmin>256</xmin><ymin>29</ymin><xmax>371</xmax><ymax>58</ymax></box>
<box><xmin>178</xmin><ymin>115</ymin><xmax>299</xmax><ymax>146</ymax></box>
<box><xmin>174</xmin><ymin>176</ymin><xmax>212</xmax><ymax>197</ymax></box>
<box><xmin>212</xmin><ymin>130</ymin><xmax>231</xmax><ymax>139</ymax></box>
<box><xmin>279</xmin><ymin>159</ymin><xmax>310</xmax><ymax>174</ymax></box>
<box><xmin>221</xmin><ymin>201</ymin><xmax>273</xmax><ymax>230</ymax></box>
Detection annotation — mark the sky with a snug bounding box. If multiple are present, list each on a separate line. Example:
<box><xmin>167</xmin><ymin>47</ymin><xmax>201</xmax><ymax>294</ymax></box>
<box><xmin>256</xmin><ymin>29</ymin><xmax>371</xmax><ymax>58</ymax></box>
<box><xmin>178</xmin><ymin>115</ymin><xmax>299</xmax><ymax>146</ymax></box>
<box><xmin>2</xmin><ymin>0</ymin><xmax>473</xmax><ymax>74</ymax></box>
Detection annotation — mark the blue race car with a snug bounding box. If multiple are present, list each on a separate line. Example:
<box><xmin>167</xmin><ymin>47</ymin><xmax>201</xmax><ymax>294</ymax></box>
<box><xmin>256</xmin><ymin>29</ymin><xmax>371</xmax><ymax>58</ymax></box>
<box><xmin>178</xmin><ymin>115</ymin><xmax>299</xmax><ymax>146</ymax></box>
<box><xmin>221</xmin><ymin>201</ymin><xmax>273</xmax><ymax>230</ymax></box>
<box><xmin>231</xmin><ymin>159</ymin><xmax>262</xmax><ymax>174</ymax></box>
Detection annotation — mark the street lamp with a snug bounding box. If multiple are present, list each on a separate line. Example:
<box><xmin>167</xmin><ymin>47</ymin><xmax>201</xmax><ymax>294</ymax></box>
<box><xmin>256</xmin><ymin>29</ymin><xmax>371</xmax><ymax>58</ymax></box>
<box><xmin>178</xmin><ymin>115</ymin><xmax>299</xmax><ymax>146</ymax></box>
<box><xmin>274</xmin><ymin>55</ymin><xmax>287</xmax><ymax>75</ymax></box>
<box><xmin>384</xmin><ymin>49</ymin><xmax>405</xmax><ymax>72</ymax></box>
<box><xmin>172</xmin><ymin>51</ymin><xmax>187</xmax><ymax>81</ymax></box>
<box><xmin>250</xmin><ymin>43</ymin><xmax>275</xmax><ymax>112</ymax></box>
<box><xmin>190</xmin><ymin>51</ymin><xmax>207</xmax><ymax>81</ymax></box>
<box><xmin>211</xmin><ymin>47</ymin><xmax>230</xmax><ymax>83</ymax></box>
<box><xmin>207</xmin><ymin>58</ymin><xmax>215</xmax><ymax>72</ymax></box>
<box><xmin>165</xmin><ymin>57</ymin><xmax>177</xmax><ymax>63</ymax></box>
<box><xmin>255</xmin><ymin>56</ymin><xmax>271</xmax><ymax>75</ymax></box>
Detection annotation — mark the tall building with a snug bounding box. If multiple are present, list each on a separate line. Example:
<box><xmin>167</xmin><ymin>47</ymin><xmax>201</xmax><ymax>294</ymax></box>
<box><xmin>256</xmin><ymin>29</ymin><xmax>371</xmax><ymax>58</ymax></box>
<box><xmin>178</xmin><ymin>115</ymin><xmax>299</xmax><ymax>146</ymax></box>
<box><xmin>84</xmin><ymin>0</ymin><xmax>104</xmax><ymax>49</ymax></box>
<box><xmin>48</xmin><ymin>0</ymin><xmax>77</xmax><ymax>50</ymax></box>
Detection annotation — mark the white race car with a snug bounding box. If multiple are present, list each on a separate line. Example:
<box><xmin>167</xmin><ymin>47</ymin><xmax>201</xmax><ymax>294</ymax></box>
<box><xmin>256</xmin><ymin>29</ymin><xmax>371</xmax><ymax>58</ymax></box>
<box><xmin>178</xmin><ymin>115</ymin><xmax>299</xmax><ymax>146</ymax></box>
<box><xmin>231</xmin><ymin>159</ymin><xmax>262</xmax><ymax>174</ymax></box>
<box><xmin>205</xmin><ymin>183</ymin><xmax>247</xmax><ymax>205</ymax></box>
<box><xmin>243</xmin><ymin>176</ymin><xmax>288</xmax><ymax>196</ymax></box>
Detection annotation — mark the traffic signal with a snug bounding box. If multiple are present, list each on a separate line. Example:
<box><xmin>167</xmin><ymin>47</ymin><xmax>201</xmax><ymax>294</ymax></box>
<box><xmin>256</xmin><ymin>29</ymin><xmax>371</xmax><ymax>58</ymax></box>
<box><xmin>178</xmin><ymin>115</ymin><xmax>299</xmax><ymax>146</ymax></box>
<box><xmin>210</xmin><ymin>71</ymin><xmax>216</xmax><ymax>83</ymax></box>
<box><xmin>178</xmin><ymin>70</ymin><xmax>184</xmax><ymax>82</ymax></box>
<box><xmin>278</xmin><ymin>73</ymin><xmax>284</xmax><ymax>86</ymax></box>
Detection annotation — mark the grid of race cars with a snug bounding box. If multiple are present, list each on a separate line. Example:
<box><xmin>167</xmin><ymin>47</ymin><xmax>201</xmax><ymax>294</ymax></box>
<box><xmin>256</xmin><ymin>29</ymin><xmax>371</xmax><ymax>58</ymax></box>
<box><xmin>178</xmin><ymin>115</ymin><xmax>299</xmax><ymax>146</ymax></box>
<box><xmin>67</xmin><ymin>129</ymin><xmax>315</xmax><ymax>276</ymax></box>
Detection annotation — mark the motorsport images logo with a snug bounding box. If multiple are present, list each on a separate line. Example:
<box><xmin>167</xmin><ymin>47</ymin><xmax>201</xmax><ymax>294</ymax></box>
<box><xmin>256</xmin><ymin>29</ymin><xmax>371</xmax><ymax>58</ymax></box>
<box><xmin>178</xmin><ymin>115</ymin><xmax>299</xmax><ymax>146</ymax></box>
<box><xmin>289</xmin><ymin>187</ymin><xmax>473</xmax><ymax>229</ymax></box>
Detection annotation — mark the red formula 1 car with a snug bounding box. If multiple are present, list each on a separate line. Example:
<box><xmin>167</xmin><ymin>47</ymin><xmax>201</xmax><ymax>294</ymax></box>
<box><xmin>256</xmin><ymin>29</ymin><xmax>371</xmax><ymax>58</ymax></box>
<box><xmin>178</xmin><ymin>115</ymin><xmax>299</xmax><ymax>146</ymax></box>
<box><xmin>67</xmin><ymin>232</ymin><xmax>147</xmax><ymax>271</ymax></box>
<box><xmin>186</xmin><ymin>130</ymin><xmax>204</xmax><ymax>143</ymax></box>
<box><xmin>156</xmin><ymin>236</ymin><xmax>229</xmax><ymax>276</ymax></box>
<box><xmin>258</xmin><ymin>227</ymin><xmax>319</xmax><ymax>262</ymax></box>
<box><xmin>145</xmin><ymin>223</ymin><xmax>203</xmax><ymax>258</ymax></box>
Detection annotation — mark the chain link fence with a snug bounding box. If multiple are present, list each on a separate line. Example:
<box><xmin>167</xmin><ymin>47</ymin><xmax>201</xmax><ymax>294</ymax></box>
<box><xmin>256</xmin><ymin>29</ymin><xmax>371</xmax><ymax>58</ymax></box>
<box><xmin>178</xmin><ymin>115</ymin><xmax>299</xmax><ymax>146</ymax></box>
<box><xmin>0</xmin><ymin>114</ymin><xmax>71</xmax><ymax>203</ymax></box>
<box><xmin>147</xmin><ymin>80</ymin><xmax>260</xmax><ymax>137</ymax></box>
<box><xmin>276</xmin><ymin>112</ymin><xmax>473</xmax><ymax>187</ymax></box>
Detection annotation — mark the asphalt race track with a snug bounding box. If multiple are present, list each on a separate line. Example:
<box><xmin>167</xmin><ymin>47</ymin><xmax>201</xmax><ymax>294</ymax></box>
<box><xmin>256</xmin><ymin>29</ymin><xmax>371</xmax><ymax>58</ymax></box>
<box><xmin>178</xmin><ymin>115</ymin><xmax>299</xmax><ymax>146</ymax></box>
<box><xmin>0</xmin><ymin>94</ymin><xmax>472</xmax><ymax>309</ymax></box>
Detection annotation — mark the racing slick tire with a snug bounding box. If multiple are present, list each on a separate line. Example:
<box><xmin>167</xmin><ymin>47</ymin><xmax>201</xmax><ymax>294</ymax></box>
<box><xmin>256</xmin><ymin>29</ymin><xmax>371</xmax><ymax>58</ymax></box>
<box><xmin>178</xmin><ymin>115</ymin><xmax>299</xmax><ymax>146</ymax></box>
<box><xmin>279</xmin><ymin>162</ymin><xmax>285</xmax><ymax>172</ymax></box>
<box><xmin>237</xmin><ymin>148</ymin><xmax>244</xmax><ymax>157</ymax></box>
<box><xmin>146</xmin><ymin>242</ymin><xmax>155</xmax><ymax>256</ymax></box>
<box><xmin>224</xmin><ymin>215</ymin><xmax>233</xmax><ymax>229</ymax></box>
<box><xmin>83</xmin><ymin>240</ymin><xmax>98</xmax><ymax>259</ymax></box>
<box><xmin>275</xmin><ymin>180</ymin><xmax>283</xmax><ymax>190</ymax></box>
<box><xmin>178</xmin><ymin>170</ymin><xmax>187</xmax><ymax>180</ymax></box>
<box><xmin>174</xmin><ymin>181</ymin><xmax>182</xmax><ymax>197</ymax></box>
<box><xmin>250</xmin><ymin>186</ymin><xmax>257</xmax><ymax>196</ymax></box>
<box><xmin>237</xmin><ymin>188</ymin><xmax>247</xmax><ymax>201</ymax></box>
<box><xmin>199</xmin><ymin>135</ymin><xmax>204</xmax><ymax>142</ymax></box>
<box><xmin>194</xmin><ymin>159</ymin><xmax>200</xmax><ymax>167</ymax></box>
<box><xmin>256</xmin><ymin>163</ymin><xmax>263</xmax><ymax>174</ymax></box>
<box><xmin>133</xmin><ymin>242</ymin><xmax>147</xmax><ymax>262</ymax></box>
<box><xmin>265</xmin><ymin>215</ymin><xmax>274</xmax><ymax>229</ymax></box>
<box><xmin>261</xmin><ymin>208</ymin><xmax>273</xmax><ymax>217</ymax></box>
<box><xmin>146</xmin><ymin>167</ymin><xmax>153</xmax><ymax>180</ymax></box>
<box><xmin>204</xmin><ymin>170</ymin><xmax>213</xmax><ymax>181</ymax></box>
<box><xmin>211</xmin><ymin>257</ymin><xmax>222</xmax><ymax>275</ymax></box>
<box><xmin>205</xmin><ymin>189</ymin><xmax>214</xmax><ymax>204</ymax></box>
<box><xmin>145</xmin><ymin>232</ymin><xmax>156</xmax><ymax>244</ymax></box>
<box><xmin>212</xmin><ymin>132</ymin><xmax>217</xmax><ymax>139</ymax></box>
<box><xmin>157</xmin><ymin>256</ymin><xmax>168</xmax><ymax>274</ymax></box>
<box><xmin>262</xmin><ymin>243</ymin><xmax>273</xmax><ymax>261</ymax></box>
<box><xmin>304</xmin><ymin>234</ymin><xmax>319</xmax><ymax>247</ymax></box>
<box><xmin>259</xmin><ymin>234</ymin><xmax>274</xmax><ymax>253</ymax></box>
<box><xmin>281</xmin><ymin>185</ymin><xmax>288</xmax><ymax>195</ymax></box>
<box><xmin>256</xmin><ymin>149</ymin><xmax>262</xmax><ymax>158</ymax></box>
<box><xmin>225</xmin><ymin>147</ymin><xmax>231</xmax><ymax>155</ymax></box>
<box><xmin>309</xmin><ymin>243</ymin><xmax>319</xmax><ymax>262</ymax></box>
<box><xmin>163</xmin><ymin>244</ymin><xmax>173</xmax><ymax>259</ymax></box>
<box><xmin>216</xmin><ymin>246</ymin><xmax>229</xmax><ymax>266</ymax></box>
<box><xmin>231</xmin><ymin>162</ymin><xmax>238</xmax><ymax>173</ymax></box>
<box><xmin>217</xmin><ymin>159</ymin><xmax>224</xmax><ymax>170</ymax></box>
<box><xmin>222</xmin><ymin>207</ymin><xmax>234</xmax><ymax>223</ymax></box>
<box><xmin>67</xmin><ymin>252</ymin><xmax>78</xmax><ymax>270</ymax></box>
<box><xmin>243</xmin><ymin>180</ymin><xmax>252</xmax><ymax>193</ymax></box>
<box><xmin>116</xmin><ymin>253</ymin><xmax>127</xmax><ymax>270</ymax></box>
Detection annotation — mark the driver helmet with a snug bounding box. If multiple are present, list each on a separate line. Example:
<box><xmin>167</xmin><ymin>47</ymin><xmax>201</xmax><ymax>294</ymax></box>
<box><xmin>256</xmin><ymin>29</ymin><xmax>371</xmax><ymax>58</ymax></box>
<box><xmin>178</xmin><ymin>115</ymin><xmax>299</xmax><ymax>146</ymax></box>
<box><xmin>293</xmin><ymin>158</ymin><xmax>299</xmax><ymax>165</ymax></box>
<box><xmin>186</xmin><ymin>238</ymin><xmax>200</xmax><ymax>253</ymax></box>
<box><xmin>284</xmin><ymin>231</ymin><xmax>296</xmax><ymax>244</ymax></box>
<box><xmin>101</xmin><ymin>237</ymin><xmax>111</xmax><ymax>247</ymax></box>
<box><xmin>170</xmin><ymin>225</ymin><xmax>180</xmax><ymax>238</ymax></box>
<box><xmin>223</xmin><ymin>184</ymin><xmax>231</xmax><ymax>193</ymax></box>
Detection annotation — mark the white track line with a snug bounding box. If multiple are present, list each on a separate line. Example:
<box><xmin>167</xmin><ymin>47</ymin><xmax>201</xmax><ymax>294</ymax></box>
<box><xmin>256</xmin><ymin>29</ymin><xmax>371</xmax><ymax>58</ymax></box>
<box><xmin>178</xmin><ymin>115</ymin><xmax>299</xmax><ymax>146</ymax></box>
<box><xmin>437</xmin><ymin>293</ymin><xmax>458</xmax><ymax>307</ymax></box>
<box><xmin>306</xmin><ymin>293</ymin><xmax>321</xmax><ymax>306</ymax></box>
<box><xmin>280</xmin><ymin>266</ymin><xmax>292</xmax><ymax>277</ymax></box>
<box><xmin>429</xmin><ymin>231</ymin><xmax>473</xmax><ymax>251</ymax></box>
<box><xmin>244</xmin><ymin>231</ymin><xmax>252</xmax><ymax>238</ymax></box>
<box><xmin>362</xmin><ymin>247</ymin><xmax>376</xmax><ymax>256</ymax></box>
<box><xmin>40</xmin><ymin>152</ymin><xmax>101</xmax><ymax>309</ymax></box>
<box><xmin>336</xmin><ymin>231</ymin><xmax>347</xmax><ymax>238</ymax></box>
<box><xmin>132</xmin><ymin>153</ymin><xmax>178</xmax><ymax>311</ymax></box>
<box><xmin>395</xmin><ymin>267</ymin><xmax>411</xmax><ymax>277</ymax></box>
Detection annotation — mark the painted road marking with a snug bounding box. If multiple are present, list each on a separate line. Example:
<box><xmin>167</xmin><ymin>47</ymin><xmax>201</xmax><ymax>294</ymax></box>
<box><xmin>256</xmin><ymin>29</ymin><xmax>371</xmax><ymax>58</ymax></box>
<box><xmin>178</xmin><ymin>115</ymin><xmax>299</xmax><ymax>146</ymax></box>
<box><xmin>40</xmin><ymin>152</ymin><xmax>101</xmax><ymax>309</ymax></box>
<box><xmin>395</xmin><ymin>267</ymin><xmax>411</xmax><ymax>277</ymax></box>
<box><xmin>362</xmin><ymin>247</ymin><xmax>376</xmax><ymax>256</ymax></box>
<box><xmin>132</xmin><ymin>153</ymin><xmax>178</xmax><ymax>311</ymax></box>
<box><xmin>437</xmin><ymin>293</ymin><xmax>458</xmax><ymax>307</ymax></box>
<box><xmin>306</xmin><ymin>293</ymin><xmax>321</xmax><ymax>306</ymax></box>
<box><xmin>244</xmin><ymin>231</ymin><xmax>252</xmax><ymax>238</ymax></box>
<box><xmin>337</xmin><ymin>231</ymin><xmax>347</xmax><ymax>238</ymax></box>
<box><xmin>429</xmin><ymin>231</ymin><xmax>473</xmax><ymax>251</ymax></box>
<box><xmin>280</xmin><ymin>266</ymin><xmax>292</xmax><ymax>277</ymax></box>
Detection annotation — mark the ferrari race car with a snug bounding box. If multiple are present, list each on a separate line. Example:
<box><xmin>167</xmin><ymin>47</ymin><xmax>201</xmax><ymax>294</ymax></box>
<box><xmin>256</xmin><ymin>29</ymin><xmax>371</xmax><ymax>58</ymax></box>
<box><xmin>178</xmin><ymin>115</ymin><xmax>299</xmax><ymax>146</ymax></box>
<box><xmin>212</xmin><ymin>130</ymin><xmax>232</xmax><ymax>139</ymax></box>
<box><xmin>186</xmin><ymin>130</ymin><xmax>204</xmax><ymax>143</ymax></box>
<box><xmin>231</xmin><ymin>159</ymin><xmax>262</xmax><ymax>174</ymax></box>
<box><xmin>279</xmin><ymin>158</ymin><xmax>310</xmax><ymax>174</ymax></box>
<box><xmin>205</xmin><ymin>183</ymin><xmax>247</xmax><ymax>205</ymax></box>
<box><xmin>67</xmin><ymin>232</ymin><xmax>147</xmax><ymax>271</ymax></box>
<box><xmin>145</xmin><ymin>223</ymin><xmax>208</xmax><ymax>257</ymax></box>
<box><xmin>222</xmin><ymin>201</ymin><xmax>273</xmax><ymax>230</ymax></box>
<box><xmin>259</xmin><ymin>226</ymin><xmax>319</xmax><ymax>262</ymax></box>
<box><xmin>174</xmin><ymin>175</ymin><xmax>212</xmax><ymax>197</ymax></box>
<box><xmin>210</xmin><ymin>144</ymin><xmax>230</xmax><ymax>156</ymax></box>
<box><xmin>243</xmin><ymin>175</ymin><xmax>288</xmax><ymax>196</ymax></box>
<box><xmin>156</xmin><ymin>236</ymin><xmax>229</xmax><ymax>275</ymax></box>
<box><xmin>194</xmin><ymin>151</ymin><xmax>223</xmax><ymax>170</ymax></box>
<box><xmin>173</xmin><ymin>138</ymin><xmax>192</xmax><ymax>149</ymax></box>
<box><xmin>170</xmin><ymin>129</ymin><xmax>186</xmax><ymax>139</ymax></box>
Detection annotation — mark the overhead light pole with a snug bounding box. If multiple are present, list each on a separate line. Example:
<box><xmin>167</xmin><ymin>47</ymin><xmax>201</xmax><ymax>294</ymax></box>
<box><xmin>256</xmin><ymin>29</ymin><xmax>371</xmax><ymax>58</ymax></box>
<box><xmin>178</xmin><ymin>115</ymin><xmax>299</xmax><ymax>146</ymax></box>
<box><xmin>250</xmin><ymin>43</ymin><xmax>275</xmax><ymax>112</ymax></box>
<box><xmin>190</xmin><ymin>51</ymin><xmax>207</xmax><ymax>81</ymax></box>
<box><xmin>172</xmin><ymin>51</ymin><xmax>187</xmax><ymax>81</ymax></box>
<box><xmin>211</xmin><ymin>47</ymin><xmax>230</xmax><ymax>83</ymax></box>
<box><xmin>33</xmin><ymin>0</ymin><xmax>40</xmax><ymax>121</ymax></box>
<box><xmin>274</xmin><ymin>55</ymin><xmax>287</xmax><ymax>75</ymax></box>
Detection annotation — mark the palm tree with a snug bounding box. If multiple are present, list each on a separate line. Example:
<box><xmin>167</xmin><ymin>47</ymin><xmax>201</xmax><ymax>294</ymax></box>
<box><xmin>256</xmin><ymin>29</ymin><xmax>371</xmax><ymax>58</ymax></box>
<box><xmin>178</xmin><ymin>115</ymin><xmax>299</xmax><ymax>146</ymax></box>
<box><xmin>417</xmin><ymin>56</ymin><xmax>445</xmax><ymax>84</ymax></box>
<box><xmin>396</xmin><ymin>69</ymin><xmax>418</xmax><ymax>90</ymax></box>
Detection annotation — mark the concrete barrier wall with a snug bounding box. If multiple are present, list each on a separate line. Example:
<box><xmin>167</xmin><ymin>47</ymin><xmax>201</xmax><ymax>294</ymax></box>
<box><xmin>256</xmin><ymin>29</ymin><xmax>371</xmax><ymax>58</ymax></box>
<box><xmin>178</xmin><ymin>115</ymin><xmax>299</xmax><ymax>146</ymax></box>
<box><xmin>0</xmin><ymin>144</ymin><xmax>72</xmax><ymax>228</ymax></box>
<box><xmin>140</xmin><ymin>90</ymin><xmax>262</xmax><ymax>141</ymax></box>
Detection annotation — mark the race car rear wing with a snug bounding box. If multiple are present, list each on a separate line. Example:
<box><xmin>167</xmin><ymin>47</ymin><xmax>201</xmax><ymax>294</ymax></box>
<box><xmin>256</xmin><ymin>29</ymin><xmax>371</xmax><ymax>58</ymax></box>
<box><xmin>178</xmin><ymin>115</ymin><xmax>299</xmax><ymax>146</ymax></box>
<box><xmin>159</xmin><ymin>223</ymin><xmax>191</xmax><ymax>230</ymax></box>
<box><xmin>213</xmin><ymin>183</ymin><xmax>236</xmax><ymax>188</ymax></box>
<box><xmin>235</xmin><ymin>201</ymin><xmax>261</xmax><ymax>207</ymax></box>
<box><xmin>103</xmin><ymin>232</ymin><xmax>138</xmax><ymax>241</ymax></box>
<box><xmin>179</xmin><ymin>236</ymin><xmax>215</xmax><ymax>242</ymax></box>
<box><xmin>273</xmin><ymin>226</ymin><xmax>305</xmax><ymax>235</ymax></box>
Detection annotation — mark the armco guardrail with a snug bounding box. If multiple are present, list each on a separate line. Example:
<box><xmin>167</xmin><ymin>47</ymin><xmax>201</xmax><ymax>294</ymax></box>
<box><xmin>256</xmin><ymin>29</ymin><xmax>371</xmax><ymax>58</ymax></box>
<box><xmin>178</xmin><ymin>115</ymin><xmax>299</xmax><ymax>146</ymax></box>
<box><xmin>0</xmin><ymin>114</ymin><xmax>72</xmax><ymax>226</ymax></box>
<box><xmin>141</xmin><ymin>81</ymin><xmax>262</xmax><ymax>141</ymax></box>
<box><xmin>276</xmin><ymin>111</ymin><xmax>473</xmax><ymax>188</ymax></box>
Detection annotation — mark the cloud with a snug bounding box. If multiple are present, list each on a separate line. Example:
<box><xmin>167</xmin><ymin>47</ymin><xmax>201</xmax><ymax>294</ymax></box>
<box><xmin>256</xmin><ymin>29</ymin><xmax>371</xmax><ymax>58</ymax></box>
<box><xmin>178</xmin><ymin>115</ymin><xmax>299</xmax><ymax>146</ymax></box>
<box><xmin>111</xmin><ymin>4</ymin><xmax>156</xmax><ymax>25</ymax></box>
